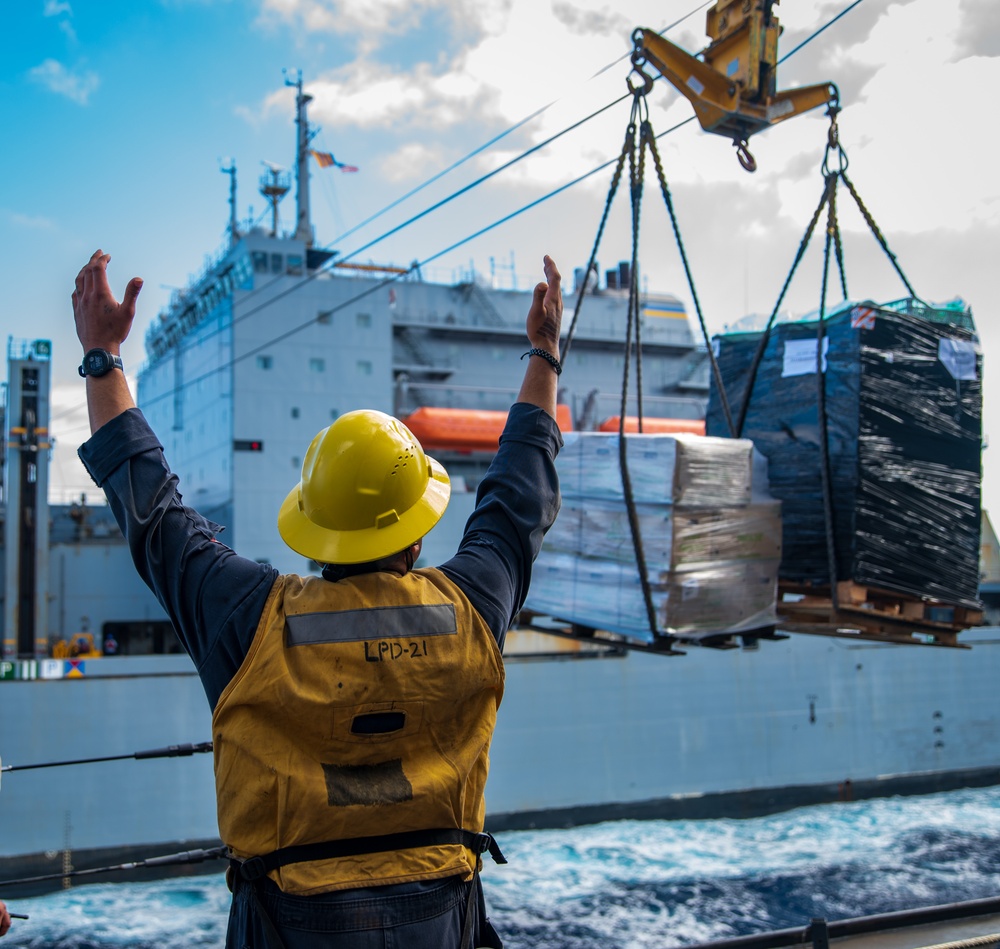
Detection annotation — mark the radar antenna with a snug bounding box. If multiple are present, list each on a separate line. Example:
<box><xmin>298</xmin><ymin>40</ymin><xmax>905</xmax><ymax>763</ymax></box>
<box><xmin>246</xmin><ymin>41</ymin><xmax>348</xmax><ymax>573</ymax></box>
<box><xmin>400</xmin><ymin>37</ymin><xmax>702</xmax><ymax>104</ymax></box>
<box><xmin>258</xmin><ymin>162</ymin><xmax>291</xmax><ymax>237</ymax></box>
<box><xmin>220</xmin><ymin>159</ymin><xmax>239</xmax><ymax>246</ymax></box>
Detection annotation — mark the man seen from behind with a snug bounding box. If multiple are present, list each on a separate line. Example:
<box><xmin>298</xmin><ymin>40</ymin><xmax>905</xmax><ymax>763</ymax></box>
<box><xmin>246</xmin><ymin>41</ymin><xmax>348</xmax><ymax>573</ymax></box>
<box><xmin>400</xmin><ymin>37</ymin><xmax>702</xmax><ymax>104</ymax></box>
<box><xmin>74</xmin><ymin>250</ymin><xmax>564</xmax><ymax>948</ymax></box>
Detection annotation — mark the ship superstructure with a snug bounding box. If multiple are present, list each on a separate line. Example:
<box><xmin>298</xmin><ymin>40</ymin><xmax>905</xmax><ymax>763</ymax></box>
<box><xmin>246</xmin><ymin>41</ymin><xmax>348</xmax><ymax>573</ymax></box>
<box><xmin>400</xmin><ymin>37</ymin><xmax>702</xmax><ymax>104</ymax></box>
<box><xmin>136</xmin><ymin>77</ymin><xmax>705</xmax><ymax>573</ymax></box>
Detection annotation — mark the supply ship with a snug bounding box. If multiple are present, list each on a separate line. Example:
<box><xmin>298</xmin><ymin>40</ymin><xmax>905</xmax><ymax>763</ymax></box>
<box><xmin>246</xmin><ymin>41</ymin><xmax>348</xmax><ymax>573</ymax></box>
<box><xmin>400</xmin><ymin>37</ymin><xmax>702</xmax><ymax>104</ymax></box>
<box><xmin>2</xmin><ymin>67</ymin><xmax>998</xmax><ymax>906</ymax></box>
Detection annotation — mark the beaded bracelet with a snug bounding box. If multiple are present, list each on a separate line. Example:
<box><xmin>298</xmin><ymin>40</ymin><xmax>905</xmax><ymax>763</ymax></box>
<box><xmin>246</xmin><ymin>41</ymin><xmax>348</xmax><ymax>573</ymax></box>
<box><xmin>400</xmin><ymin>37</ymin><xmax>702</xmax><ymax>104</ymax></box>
<box><xmin>521</xmin><ymin>348</ymin><xmax>562</xmax><ymax>375</ymax></box>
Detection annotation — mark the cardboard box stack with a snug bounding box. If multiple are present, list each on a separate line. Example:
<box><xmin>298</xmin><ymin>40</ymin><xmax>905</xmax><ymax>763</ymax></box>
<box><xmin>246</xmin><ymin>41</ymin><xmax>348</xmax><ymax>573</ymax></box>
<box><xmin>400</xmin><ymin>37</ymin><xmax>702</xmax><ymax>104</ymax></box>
<box><xmin>525</xmin><ymin>432</ymin><xmax>782</xmax><ymax>641</ymax></box>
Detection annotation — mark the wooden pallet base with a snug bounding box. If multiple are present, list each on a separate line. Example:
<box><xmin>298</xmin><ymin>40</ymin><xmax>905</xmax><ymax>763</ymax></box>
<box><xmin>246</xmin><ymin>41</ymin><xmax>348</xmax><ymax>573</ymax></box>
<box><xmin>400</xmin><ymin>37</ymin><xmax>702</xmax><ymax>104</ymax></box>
<box><xmin>517</xmin><ymin>611</ymin><xmax>789</xmax><ymax>655</ymax></box>
<box><xmin>777</xmin><ymin>579</ymin><xmax>981</xmax><ymax>648</ymax></box>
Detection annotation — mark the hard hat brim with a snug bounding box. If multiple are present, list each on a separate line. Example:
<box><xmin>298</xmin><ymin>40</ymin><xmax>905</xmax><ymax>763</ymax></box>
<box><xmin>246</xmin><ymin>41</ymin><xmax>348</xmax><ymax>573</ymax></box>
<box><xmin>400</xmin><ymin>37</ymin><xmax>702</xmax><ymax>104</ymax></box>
<box><xmin>277</xmin><ymin>456</ymin><xmax>451</xmax><ymax>565</ymax></box>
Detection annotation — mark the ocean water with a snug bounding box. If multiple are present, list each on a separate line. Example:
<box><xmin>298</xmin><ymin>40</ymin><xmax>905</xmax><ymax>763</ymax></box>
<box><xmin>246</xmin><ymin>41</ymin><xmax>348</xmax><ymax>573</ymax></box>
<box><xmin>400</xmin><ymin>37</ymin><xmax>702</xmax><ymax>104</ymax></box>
<box><xmin>5</xmin><ymin>786</ymin><xmax>1000</xmax><ymax>948</ymax></box>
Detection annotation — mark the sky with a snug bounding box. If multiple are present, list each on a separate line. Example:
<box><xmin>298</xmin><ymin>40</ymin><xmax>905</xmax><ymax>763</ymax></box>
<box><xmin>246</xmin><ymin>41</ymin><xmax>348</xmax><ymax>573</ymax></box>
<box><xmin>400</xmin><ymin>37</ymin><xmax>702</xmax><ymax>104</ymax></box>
<box><xmin>1</xmin><ymin>0</ymin><xmax>998</xmax><ymax>514</ymax></box>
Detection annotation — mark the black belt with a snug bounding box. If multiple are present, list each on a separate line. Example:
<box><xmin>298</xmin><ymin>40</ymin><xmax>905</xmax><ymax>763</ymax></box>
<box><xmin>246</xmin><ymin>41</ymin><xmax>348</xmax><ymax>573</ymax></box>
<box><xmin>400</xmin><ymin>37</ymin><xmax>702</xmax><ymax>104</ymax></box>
<box><xmin>233</xmin><ymin>828</ymin><xmax>507</xmax><ymax>882</ymax></box>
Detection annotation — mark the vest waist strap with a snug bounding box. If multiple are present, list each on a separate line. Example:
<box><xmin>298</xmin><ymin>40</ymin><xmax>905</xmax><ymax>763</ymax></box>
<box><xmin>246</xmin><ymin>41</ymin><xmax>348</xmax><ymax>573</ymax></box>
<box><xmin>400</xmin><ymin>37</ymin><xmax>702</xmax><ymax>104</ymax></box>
<box><xmin>233</xmin><ymin>828</ymin><xmax>507</xmax><ymax>882</ymax></box>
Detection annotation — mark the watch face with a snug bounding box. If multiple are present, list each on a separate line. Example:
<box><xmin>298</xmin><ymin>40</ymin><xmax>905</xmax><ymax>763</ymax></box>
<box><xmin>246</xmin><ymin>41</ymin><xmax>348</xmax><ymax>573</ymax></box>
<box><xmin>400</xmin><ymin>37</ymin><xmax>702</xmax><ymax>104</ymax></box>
<box><xmin>85</xmin><ymin>351</ymin><xmax>110</xmax><ymax>375</ymax></box>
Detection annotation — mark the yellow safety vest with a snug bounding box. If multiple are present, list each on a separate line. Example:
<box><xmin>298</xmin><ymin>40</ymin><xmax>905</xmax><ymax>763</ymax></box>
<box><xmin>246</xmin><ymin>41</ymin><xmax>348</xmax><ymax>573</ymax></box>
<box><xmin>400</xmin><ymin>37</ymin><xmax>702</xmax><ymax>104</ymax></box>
<box><xmin>213</xmin><ymin>567</ymin><xmax>505</xmax><ymax>895</ymax></box>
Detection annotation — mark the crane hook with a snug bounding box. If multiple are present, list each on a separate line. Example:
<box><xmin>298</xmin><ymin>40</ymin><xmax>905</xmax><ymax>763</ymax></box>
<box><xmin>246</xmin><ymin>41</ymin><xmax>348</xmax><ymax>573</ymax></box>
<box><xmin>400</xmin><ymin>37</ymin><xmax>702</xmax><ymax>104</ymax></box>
<box><xmin>627</xmin><ymin>50</ymin><xmax>655</xmax><ymax>98</ymax></box>
<box><xmin>734</xmin><ymin>139</ymin><xmax>757</xmax><ymax>173</ymax></box>
<box><xmin>822</xmin><ymin>96</ymin><xmax>848</xmax><ymax>177</ymax></box>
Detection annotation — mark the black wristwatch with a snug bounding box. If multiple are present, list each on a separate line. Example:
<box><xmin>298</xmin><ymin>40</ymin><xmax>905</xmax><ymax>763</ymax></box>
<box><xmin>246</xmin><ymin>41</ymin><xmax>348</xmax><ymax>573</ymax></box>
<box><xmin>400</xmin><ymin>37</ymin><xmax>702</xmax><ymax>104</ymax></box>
<box><xmin>78</xmin><ymin>348</ymin><xmax>124</xmax><ymax>378</ymax></box>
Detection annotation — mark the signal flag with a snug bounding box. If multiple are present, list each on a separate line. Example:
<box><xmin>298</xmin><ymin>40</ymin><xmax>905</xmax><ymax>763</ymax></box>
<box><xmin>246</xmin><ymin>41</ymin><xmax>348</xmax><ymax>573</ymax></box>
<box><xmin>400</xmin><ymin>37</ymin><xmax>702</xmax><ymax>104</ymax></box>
<box><xmin>310</xmin><ymin>150</ymin><xmax>359</xmax><ymax>173</ymax></box>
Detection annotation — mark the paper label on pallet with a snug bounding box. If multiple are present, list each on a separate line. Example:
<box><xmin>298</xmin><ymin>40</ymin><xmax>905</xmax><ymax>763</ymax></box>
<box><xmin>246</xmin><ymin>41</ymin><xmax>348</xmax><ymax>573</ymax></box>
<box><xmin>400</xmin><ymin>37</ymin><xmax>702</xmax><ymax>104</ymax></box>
<box><xmin>782</xmin><ymin>337</ymin><xmax>828</xmax><ymax>377</ymax></box>
<box><xmin>938</xmin><ymin>337</ymin><xmax>978</xmax><ymax>381</ymax></box>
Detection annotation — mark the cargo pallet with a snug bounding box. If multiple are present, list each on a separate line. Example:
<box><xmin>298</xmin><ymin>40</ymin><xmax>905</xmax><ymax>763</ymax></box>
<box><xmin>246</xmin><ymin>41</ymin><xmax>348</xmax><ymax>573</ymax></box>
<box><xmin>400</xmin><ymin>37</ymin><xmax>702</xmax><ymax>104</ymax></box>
<box><xmin>776</xmin><ymin>579</ymin><xmax>982</xmax><ymax>648</ymax></box>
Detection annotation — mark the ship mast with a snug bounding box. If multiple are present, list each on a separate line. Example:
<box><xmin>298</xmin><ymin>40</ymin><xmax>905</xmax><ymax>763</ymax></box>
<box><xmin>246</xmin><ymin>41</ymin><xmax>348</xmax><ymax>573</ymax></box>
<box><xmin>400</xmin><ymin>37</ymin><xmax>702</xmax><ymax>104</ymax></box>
<box><xmin>221</xmin><ymin>160</ymin><xmax>239</xmax><ymax>247</ymax></box>
<box><xmin>286</xmin><ymin>69</ymin><xmax>315</xmax><ymax>247</ymax></box>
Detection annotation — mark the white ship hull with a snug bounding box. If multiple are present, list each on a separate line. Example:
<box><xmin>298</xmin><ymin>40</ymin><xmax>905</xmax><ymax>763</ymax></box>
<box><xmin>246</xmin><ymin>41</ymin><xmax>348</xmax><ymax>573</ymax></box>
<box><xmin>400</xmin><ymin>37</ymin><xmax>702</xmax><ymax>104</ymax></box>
<box><xmin>2</xmin><ymin>625</ymin><xmax>998</xmax><ymax>892</ymax></box>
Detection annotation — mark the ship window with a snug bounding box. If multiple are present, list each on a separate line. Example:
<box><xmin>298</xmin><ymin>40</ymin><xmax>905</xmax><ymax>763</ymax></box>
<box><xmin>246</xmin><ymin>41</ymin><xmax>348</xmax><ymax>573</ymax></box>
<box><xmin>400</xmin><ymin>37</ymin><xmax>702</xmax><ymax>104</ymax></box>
<box><xmin>309</xmin><ymin>358</ymin><xmax>325</xmax><ymax>373</ymax></box>
<box><xmin>252</xmin><ymin>251</ymin><xmax>269</xmax><ymax>274</ymax></box>
<box><xmin>291</xmin><ymin>407</ymin><xmax>300</xmax><ymax>418</ymax></box>
<box><xmin>356</xmin><ymin>360</ymin><xmax>372</xmax><ymax>376</ymax></box>
<box><xmin>330</xmin><ymin>409</ymin><xmax>339</xmax><ymax>419</ymax></box>
<box><xmin>356</xmin><ymin>312</ymin><xmax>371</xmax><ymax>328</ymax></box>
<box><xmin>292</xmin><ymin>456</ymin><xmax>301</xmax><ymax>468</ymax></box>
<box><xmin>317</xmin><ymin>310</ymin><xmax>332</xmax><ymax>325</ymax></box>
<box><xmin>287</xmin><ymin>255</ymin><xmax>303</xmax><ymax>275</ymax></box>
<box><xmin>271</xmin><ymin>253</ymin><xmax>283</xmax><ymax>274</ymax></box>
<box><xmin>257</xmin><ymin>355</ymin><xmax>273</xmax><ymax>370</ymax></box>
<box><xmin>101</xmin><ymin>621</ymin><xmax>182</xmax><ymax>656</ymax></box>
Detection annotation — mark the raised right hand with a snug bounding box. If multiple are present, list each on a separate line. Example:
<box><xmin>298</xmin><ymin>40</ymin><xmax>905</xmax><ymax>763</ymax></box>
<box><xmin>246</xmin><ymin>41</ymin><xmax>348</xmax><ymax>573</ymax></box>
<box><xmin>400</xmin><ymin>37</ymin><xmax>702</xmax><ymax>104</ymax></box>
<box><xmin>72</xmin><ymin>249</ymin><xmax>144</xmax><ymax>353</ymax></box>
<box><xmin>525</xmin><ymin>255</ymin><xmax>563</xmax><ymax>357</ymax></box>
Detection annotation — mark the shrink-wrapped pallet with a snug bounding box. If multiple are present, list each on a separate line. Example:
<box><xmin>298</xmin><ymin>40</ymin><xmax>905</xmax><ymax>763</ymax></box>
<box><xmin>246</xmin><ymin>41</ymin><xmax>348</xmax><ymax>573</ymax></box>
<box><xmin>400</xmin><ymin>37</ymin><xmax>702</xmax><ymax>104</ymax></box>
<box><xmin>556</xmin><ymin>431</ymin><xmax>753</xmax><ymax>506</ymax></box>
<box><xmin>526</xmin><ymin>431</ymin><xmax>781</xmax><ymax>640</ymax></box>
<box><xmin>705</xmin><ymin>300</ymin><xmax>982</xmax><ymax>609</ymax></box>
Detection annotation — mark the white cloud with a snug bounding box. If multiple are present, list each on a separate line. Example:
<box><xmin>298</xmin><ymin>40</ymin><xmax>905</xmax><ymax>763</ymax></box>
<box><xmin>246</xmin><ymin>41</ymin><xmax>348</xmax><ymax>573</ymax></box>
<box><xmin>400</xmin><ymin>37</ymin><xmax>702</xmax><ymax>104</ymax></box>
<box><xmin>259</xmin><ymin>0</ymin><xmax>998</xmax><ymax>264</ymax></box>
<box><xmin>257</xmin><ymin>0</ymin><xmax>477</xmax><ymax>53</ymax></box>
<box><xmin>956</xmin><ymin>0</ymin><xmax>1000</xmax><ymax>58</ymax></box>
<box><xmin>3</xmin><ymin>209</ymin><xmax>58</xmax><ymax>230</ymax></box>
<box><xmin>811</xmin><ymin>0</ymin><xmax>1000</xmax><ymax>234</ymax></box>
<box><xmin>43</xmin><ymin>0</ymin><xmax>73</xmax><ymax>15</ymax></box>
<box><xmin>48</xmin><ymin>381</ymin><xmax>103</xmax><ymax>505</ymax></box>
<box><xmin>43</xmin><ymin>0</ymin><xmax>77</xmax><ymax>43</ymax></box>
<box><xmin>27</xmin><ymin>58</ymin><xmax>99</xmax><ymax>104</ymax></box>
<box><xmin>296</xmin><ymin>62</ymin><xmax>495</xmax><ymax>130</ymax></box>
<box><xmin>258</xmin><ymin>0</ymin><xmax>673</xmax><ymax>124</ymax></box>
<box><xmin>381</xmin><ymin>142</ymin><xmax>447</xmax><ymax>183</ymax></box>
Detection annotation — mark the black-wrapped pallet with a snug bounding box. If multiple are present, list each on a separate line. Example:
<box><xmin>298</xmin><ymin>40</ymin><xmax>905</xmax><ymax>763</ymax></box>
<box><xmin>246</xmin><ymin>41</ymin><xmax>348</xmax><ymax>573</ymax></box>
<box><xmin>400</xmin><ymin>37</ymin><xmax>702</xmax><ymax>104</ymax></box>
<box><xmin>706</xmin><ymin>302</ymin><xmax>982</xmax><ymax>610</ymax></box>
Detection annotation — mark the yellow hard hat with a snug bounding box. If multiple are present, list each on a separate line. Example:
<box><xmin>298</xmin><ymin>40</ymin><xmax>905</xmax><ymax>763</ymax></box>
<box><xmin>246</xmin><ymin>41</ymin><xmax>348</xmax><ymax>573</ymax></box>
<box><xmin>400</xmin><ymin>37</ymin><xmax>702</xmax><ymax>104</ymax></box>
<box><xmin>278</xmin><ymin>410</ymin><xmax>450</xmax><ymax>565</ymax></box>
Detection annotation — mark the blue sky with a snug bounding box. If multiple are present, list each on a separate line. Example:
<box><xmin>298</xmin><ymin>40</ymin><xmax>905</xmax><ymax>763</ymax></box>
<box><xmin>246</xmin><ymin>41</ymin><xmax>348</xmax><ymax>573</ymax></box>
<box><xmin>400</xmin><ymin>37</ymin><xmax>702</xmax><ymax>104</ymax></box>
<box><xmin>1</xmin><ymin>0</ymin><xmax>998</xmax><ymax>508</ymax></box>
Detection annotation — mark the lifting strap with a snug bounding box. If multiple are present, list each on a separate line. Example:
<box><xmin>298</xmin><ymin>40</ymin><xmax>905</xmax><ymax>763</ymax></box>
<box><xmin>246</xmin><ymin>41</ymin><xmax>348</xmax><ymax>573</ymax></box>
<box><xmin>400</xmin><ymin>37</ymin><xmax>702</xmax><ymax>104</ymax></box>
<box><xmin>732</xmin><ymin>93</ymin><xmax>923</xmax><ymax>441</ymax></box>
<box><xmin>566</xmin><ymin>68</ymin><xmax>925</xmax><ymax>636</ymax></box>
<box><xmin>729</xmin><ymin>98</ymin><xmax>924</xmax><ymax>607</ymax></box>
<box><xmin>561</xmin><ymin>57</ymin><xmax>720</xmax><ymax>648</ymax></box>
